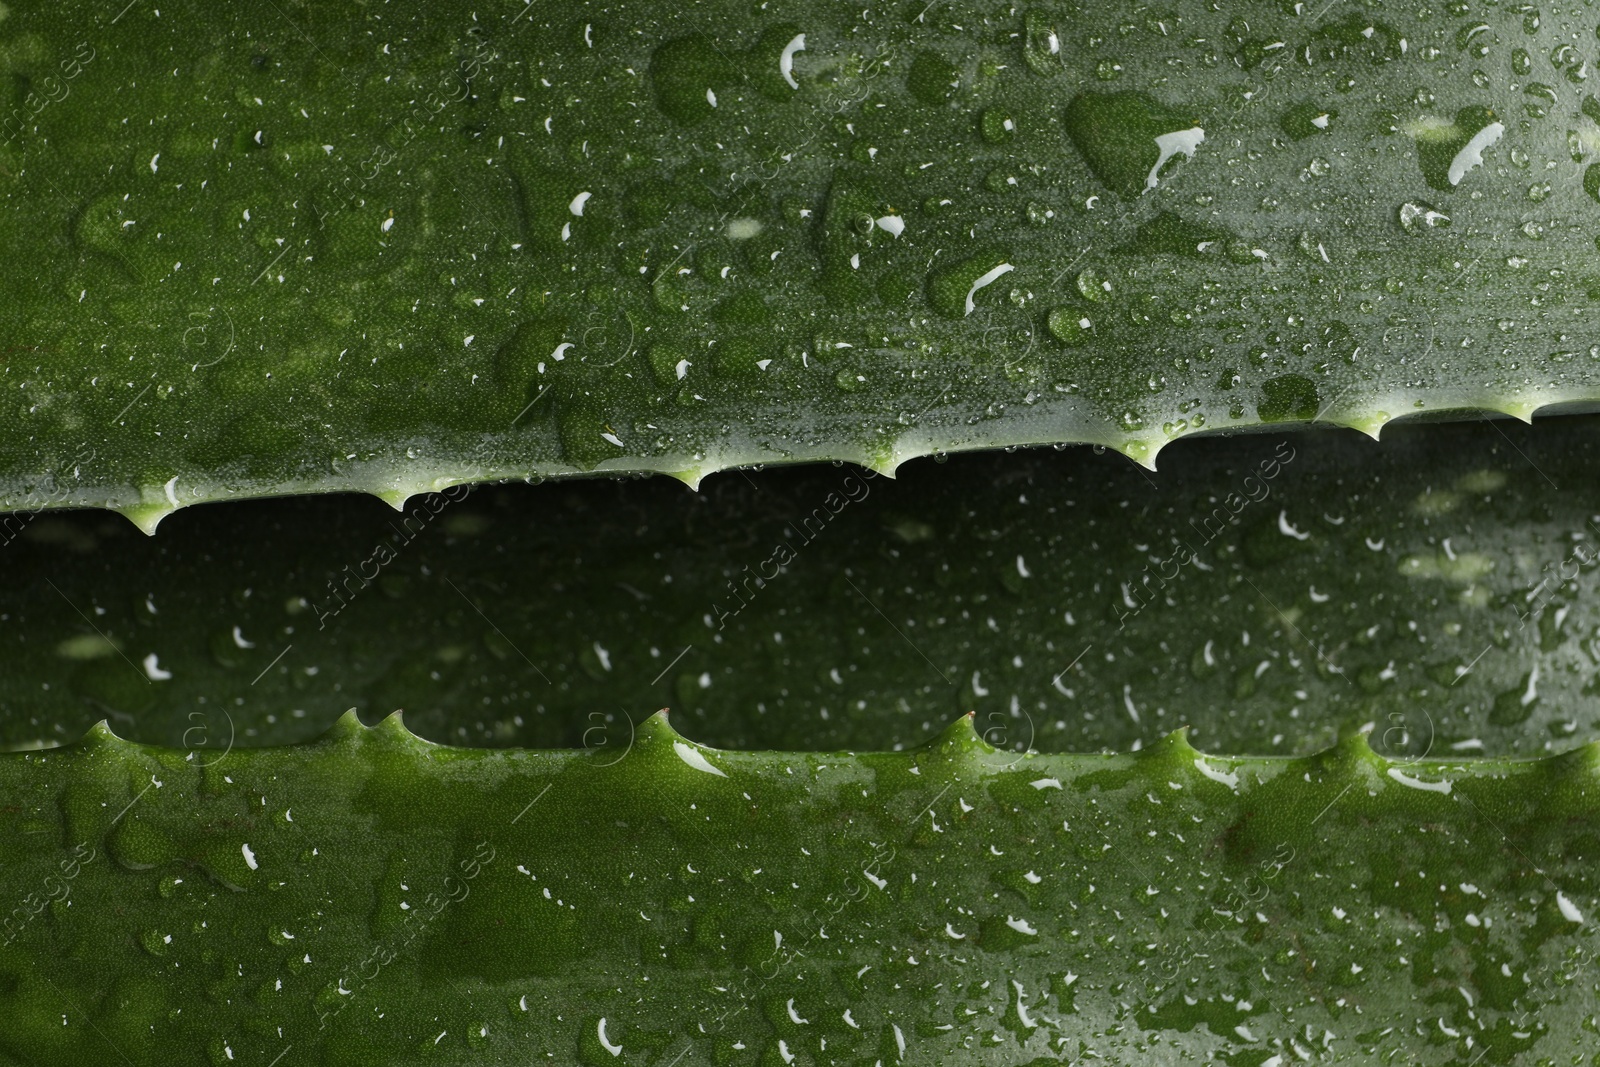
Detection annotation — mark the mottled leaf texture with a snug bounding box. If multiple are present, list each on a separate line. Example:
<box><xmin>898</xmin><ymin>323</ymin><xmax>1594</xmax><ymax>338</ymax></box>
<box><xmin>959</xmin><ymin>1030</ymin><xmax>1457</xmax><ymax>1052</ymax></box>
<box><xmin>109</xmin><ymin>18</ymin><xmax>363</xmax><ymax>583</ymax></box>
<box><xmin>0</xmin><ymin>712</ymin><xmax>1596</xmax><ymax>1066</ymax></box>
<box><xmin>0</xmin><ymin>1</ymin><xmax>1597</xmax><ymax>527</ymax></box>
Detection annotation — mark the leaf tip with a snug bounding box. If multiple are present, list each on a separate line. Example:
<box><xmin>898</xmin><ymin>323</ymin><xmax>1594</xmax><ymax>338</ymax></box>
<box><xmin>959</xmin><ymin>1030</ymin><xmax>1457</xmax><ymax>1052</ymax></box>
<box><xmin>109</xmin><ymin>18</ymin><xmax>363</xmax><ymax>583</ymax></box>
<box><xmin>1333</xmin><ymin>722</ymin><xmax>1378</xmax><ymax>762</ymax></box>
<box><xmin>323</xmin><ymin>708</ymin><xmax>367</xmax><ymax>741</ymax></box>
<box><xmin>374</xmin><ymin>709</ymin><xmax>426</xmax><ymax>744</ymax></box>
<box><xmin>925</xmin><ymin>711</ymin><xmax>992</xmax><ymax>754</ymax></box>
<box><xmin>115</xmin><ymin>502</ymin><xmax>175</xmax><ymax>536</ymax></box>
<box><xmin>1495</xmin><ymin>401</ymin><xmax>1538</xmax><ymax>424</ymax></box>
<box><xmin>668</xmin><ymin>468</ymin><xmax>707</xmax><ymax>491</ymax></box>
<box><xmin>1349</xmin><ymin>413</ymin><xmax>1389</xmax><ymax>441</ymax></box>
<box><xmin>1140</xmin><ymin>725</ymin><xmax>1199</xmax><ymax>764</ymax></box>
<box><xmin>637</xmin><ymin>707</ymin><xmax>679</xmax><ymax>742</ymax></box>
<box><xmin>1117</xmin><ymin>438</ymin><xmax>1161</xmax><ymax>472</ymax></box>
<box><xmin>865</xmin><ymin>455</ymin><xmax>901</xmax><ymax>479</ymax></box>
<box><xmin>83</xmin><ymin>719</ymin><xmax>123</xmax><ymax>746</ymax></box>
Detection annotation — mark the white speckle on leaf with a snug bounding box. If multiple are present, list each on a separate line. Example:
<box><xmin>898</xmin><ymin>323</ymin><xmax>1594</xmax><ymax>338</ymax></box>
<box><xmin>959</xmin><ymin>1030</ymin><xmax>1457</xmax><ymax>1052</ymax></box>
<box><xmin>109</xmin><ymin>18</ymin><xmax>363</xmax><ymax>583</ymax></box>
<box><xmin>596</xmin><ymin>1018</ymin><xmax>622</xmax><ymax>1057</ymax></box>
<box><xmin>1448</xmin><ymin>121</ymin><xmax>1504</xmax><ymax>186</ymax></box>
<box><xmin>1194</xmin><ymin>758</ymin><xmax>1239</xmax><ymax>791</ymax></box>
<box><xmin>963</xmin><ymin>263</ymin><xmax>1014</xmax><ymax>316</ymax></box>
<box><xmin>1146</xmin><ymin>127</ymin><xmax>1205</xmax><ymax>190</ymax></box>
<box><xmin>673</xmin><ymin>741</ymin><xmax>727</xmax><ymax>777</ymax></box>
<box><xmin>1387</xmin><ymin>768</ymin><xmax>1451</xmax><ymax>794</ymax></box>
<box><xmin>780</xmin><ymin>33</ymin><xmax>806</xmax><ymax>89</ymax></box>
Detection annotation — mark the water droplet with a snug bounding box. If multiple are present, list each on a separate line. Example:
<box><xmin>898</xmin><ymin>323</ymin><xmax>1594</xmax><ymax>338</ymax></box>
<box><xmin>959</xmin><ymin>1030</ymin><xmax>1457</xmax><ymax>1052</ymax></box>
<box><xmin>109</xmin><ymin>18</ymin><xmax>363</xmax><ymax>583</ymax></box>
<box><xmin>1397</xmin><ymin>201</ymin><xmax>1451</xmax><ymax>235</ymax></box>
<box><xmin>1125</xmin><ymin>211</ymin><xmax>1235</xmax><ymax>258</ymax></box>
<box><xmin>926</xmin><ymin>251</ymin><xmax>1015</xmax><ymax>319</ymax></box>
<box><xmin>1075</xmin><ymin>268</ymin><xmax>1110</xmax><ymax>302</ymax></box>
<box><xmin>1413</xmin><ymin>106</ymin><xmax>1503</xmax><ymax>190</ymax></box>
<box><xmin>1062</xmin><ymin>91</ymin><xmax>1204</xmax><ymax>198</ymax></box>
<box><xmin>1279</xmin><ymin>102</ymin><xmax>1336</xmax><ymax>141</ymax></box>
<box><xmin>1021</xmin><ymin>10</ymin><xmax>1062</xmax><ymax>75</ymax></box>
<box><xmin>1296</xmin><ymin>231</ymin><xmax>1330</xmax><ymax>263</ymax></box>
<box><xmin>980</xmin><ymin>108</ymin><xmax>1017</xmax><ymax>144</ymax></box>
<box><xmin>140</xmin><ymin>928</ymin><xmax>171</xmax><ymax>956</ymax></box>
<box><xmin>650</xmin><ymin>35</ymin><xmax>737</xmax><ymax>125</ymax></box>
<box><xmin>1047</xmin><ymin>308</ymin><xmax>1092</xmax><ymax>346</ymax></box>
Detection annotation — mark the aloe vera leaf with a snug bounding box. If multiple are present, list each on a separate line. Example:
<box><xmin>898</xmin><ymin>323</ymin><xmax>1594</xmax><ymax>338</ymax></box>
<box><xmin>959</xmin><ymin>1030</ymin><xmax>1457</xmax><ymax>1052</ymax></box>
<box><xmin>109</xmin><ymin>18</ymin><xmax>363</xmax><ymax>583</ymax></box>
<box><xmin>7</xmin><ymin>417</ymin><xmax>1599</xmax><ymax>757</ymax></box>
<box><xmin>0</xmin><ymin>712</ymin><xmax>1595</xmax><ymax>1066</ymax></box>
<box><xmin>3</xmin><ymin>2</ymin><xmax>1600</xmax><ymax>526</ymax></box>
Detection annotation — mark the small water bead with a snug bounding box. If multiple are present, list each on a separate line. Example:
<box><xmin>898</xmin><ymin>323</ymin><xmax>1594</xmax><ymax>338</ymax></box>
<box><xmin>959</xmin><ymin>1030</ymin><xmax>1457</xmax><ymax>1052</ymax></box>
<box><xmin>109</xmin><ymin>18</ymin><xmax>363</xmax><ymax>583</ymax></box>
<box><xmin>1075</xmin><ymin>269</ymin><xmax>1110</xmax><ymax>302</ymax></box>
<box><xmin>1455</xmin><ymin>23</ymin><xmax>1490</xmax><ymax>60</ymax></box>
<box><xmin>985</xmin><ymin>169</ymin><xmax>1019</xmax><ymax>193</ymax></box>
<box><xmin>1397</xmin><ymin>201</ymin><xmax>1451</xmax><ymax>234</ymax></box>
<box><xmin>1047</xmin><ymin>308</ymin><xmax>1092</xmax><ymax>346</ymax></box>
<box><xmin>1022</xmin><ymin>10</ymin><xmax>1062</xmax><ymax>76</ymax></box>
<box><xmin>1278</xmin><ymin>102</ymin><xmax>1336</xmax><ymax>141</ymax></box>
<box><xmin>1302</xmin><ymin>156</ymin><xmax>1332</xmax><ymax>179</ymax></box>
<box><xmin>980</xmin><ymin>109</ymin><xmax>1017</xmax><ymax>144</ymax></box>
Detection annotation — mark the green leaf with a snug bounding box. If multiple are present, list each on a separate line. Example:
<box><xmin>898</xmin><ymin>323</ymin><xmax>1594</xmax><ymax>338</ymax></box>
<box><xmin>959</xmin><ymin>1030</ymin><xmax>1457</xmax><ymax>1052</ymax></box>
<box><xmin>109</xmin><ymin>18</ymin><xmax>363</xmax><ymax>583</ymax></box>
<box><xmin>1</xmin><ymin>712</ymin><xmax>1595</xmax><ymax>1065</ymax></box>
<box><xmin>2</xmin><ymin>1</ymin><xmax>1598</xmax><ymax>525</ymax></box>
